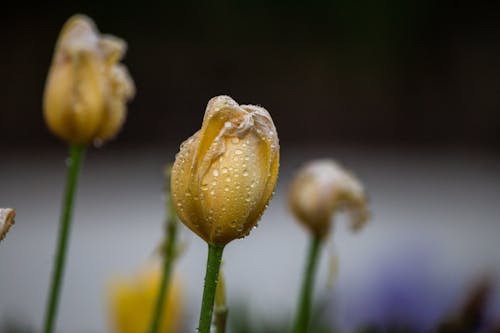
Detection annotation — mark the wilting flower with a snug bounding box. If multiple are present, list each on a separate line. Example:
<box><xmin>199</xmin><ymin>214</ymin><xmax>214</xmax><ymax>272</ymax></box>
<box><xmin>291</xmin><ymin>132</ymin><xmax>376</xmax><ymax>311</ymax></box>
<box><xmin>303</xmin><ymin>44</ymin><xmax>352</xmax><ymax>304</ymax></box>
<box><xmin>171</xmin><ymin>95</ymin><xmax>279</xmax><ymax>245</ymax></box>
<box><xmin>108</xmin><ymin>267</ymin><xmax>183</xmax><ymax>333</ymax></box>
<box><xmin>44</xmin><ymin>15</ymin><xmax>135</xmax><ymax>145</ymax></box>
<box><xmin>288</xmin><ymin>159</ymin><xmax>369</xmax><ymax>239</ymax></box>
<box><xmin>0</xmin><ymin>208</ymin><xmax>15</xmax><ymax>242</ymax></box>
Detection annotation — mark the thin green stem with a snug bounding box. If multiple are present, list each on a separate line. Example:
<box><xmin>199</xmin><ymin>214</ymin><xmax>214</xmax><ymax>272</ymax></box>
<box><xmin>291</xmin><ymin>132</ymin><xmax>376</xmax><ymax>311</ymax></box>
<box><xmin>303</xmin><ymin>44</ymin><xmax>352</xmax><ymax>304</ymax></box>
<box><xmin>292</xmin><ymin>235</ymin><xmax>322</xmax><ymax>333</ymax></box>
<box><xmin>198</xmin><ymin>243</ymin><xmax>225</xmax><ymax>333</ymax></box>
<box><xmin>147</xmin><ymin>170</ymin><xmax>179</xmax><ymax>333</ymax></box>
<box><xmin>43</xmin><ymin>144</ymin><xmax>85</xmax><ymax>333</ymax></box>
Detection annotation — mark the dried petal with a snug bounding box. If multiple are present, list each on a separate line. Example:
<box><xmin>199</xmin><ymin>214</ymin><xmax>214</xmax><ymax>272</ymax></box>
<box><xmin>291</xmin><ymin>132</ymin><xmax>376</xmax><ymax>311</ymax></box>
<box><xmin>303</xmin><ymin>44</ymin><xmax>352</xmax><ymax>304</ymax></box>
<box><xmin>0</xmin><ymin>208</ymin><xmax>16</xmax><ymax>242</ymax></box>
<box><xmin>288</xmin><ymin>159</ymin><xmax>369</xmax><ymax>239</ymax></box>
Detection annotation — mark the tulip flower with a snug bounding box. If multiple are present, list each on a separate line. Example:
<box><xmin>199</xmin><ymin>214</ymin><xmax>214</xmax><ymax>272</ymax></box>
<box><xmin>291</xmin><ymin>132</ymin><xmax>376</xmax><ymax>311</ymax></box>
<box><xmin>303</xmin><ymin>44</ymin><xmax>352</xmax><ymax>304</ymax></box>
<box><xmin>108</xmin><ymin>268</ymin><xmax>183</xmax><ymax>333</ymax></box>
<box><xmin>42</xmin><ymin>15</ymin><xmax>134</xmax><ymax>333</ymax></box>
<box><xmin>44</xmin><ymin>15</ymin><xmax>135</xmax><ymax>145</ymax></box>
<box><xmin>171</xmin><ymin>95</ymin><xmax>279</xmax><ymax>333</ymax></box>
<box><xmin>288</xmin><ymin>159</ymin><xmax>369</xmax><ymax>239</ymax></box>
<box><xmin>0</xmin><ymin>208</ymin><xmax>15</xmax><ymax>242</ymax></box>
<box><xmin>289</xmin><ymin>159</ymin><xmax>369</xmax><ymax>333</ymax></box>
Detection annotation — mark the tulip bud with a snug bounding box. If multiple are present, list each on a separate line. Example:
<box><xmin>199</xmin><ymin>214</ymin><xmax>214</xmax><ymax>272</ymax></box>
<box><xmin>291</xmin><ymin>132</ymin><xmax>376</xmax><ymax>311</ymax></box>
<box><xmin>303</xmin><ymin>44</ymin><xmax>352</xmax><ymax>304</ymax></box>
<box><xmin>171</xmin><ymin>96</ymin><xmax>279</xmax><ymax>246</ymax></box>
<box><xmin>43</xmin><ymin>15</ymin><xmax>135</xmax><ymax>145</ymax></box>
<box><xmin>108</xmin><ymin>268</ymin><xmax>183</xmax><ymax>333</ymax></box>
<box><xmin>0</xmin><ymin>208</ymin><xmax>16</xmax><ymax>242</ymax></box>
<box><xmin>288</xmin><ymin>159</ymin><xmax>369</xmax><ymax>239</ymax></box>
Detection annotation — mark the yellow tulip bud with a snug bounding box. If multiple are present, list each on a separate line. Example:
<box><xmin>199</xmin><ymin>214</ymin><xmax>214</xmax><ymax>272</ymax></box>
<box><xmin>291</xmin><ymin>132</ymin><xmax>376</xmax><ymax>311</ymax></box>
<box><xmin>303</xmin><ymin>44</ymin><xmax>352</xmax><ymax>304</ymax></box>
<box><xmin>171</xmin><ymin>95</ymin><xmax>280</xmax><ymax>246</ymax></box>
<box><xmin>288</xmin><ymin>159</ymin><xmax>369</xmax><ymax>239</ymax></box>
<box><xmin>0</xmin><ymin>208</ymin><xmax>15</xmax><ymax>242</ymax></box>
<box><xmin>43</xmin><ymin>15</ymin><xmax>135</xmax><ymax>145</ymax></box>
<box><xmin>108</xmin><ymin>268</ymin><xmax>183</xmax><ymax>333</ymax></box>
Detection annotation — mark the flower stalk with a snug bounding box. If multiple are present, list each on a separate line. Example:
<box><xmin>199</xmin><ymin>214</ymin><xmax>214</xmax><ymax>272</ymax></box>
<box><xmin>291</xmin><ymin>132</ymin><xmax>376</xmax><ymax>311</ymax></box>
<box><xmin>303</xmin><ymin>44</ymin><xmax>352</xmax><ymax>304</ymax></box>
<box><xmin>170</xmin><ymin>96</ymin><xmax>279</xmax><ymax>333</ymax></box>
<box><xmin>198</xmin><ymin>244</ymin><xmax>225</xmax><ymax>333</ymax></box>
<box><xmin>43</xmin><ymin>144</ymin><xmax>85</xmax><ymax>333</ymax></box>
<box><xmin>148</xmin><ymin>167</ymin><xmax>180</xmax><ymax>333</ymax></box>
<box><xmin>292</xmin><ymin>235</ymin><xmax>322</xmax><ymax>333</ymax></box>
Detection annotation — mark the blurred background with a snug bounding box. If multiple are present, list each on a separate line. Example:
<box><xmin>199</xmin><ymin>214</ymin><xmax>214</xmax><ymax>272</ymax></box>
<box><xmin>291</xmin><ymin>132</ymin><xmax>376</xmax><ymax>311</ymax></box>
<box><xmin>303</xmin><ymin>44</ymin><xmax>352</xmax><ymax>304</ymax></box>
<box><xmin>1</xmin><ymin>1</ymin><xmax>499</xmax><ymax>332</ymax></box>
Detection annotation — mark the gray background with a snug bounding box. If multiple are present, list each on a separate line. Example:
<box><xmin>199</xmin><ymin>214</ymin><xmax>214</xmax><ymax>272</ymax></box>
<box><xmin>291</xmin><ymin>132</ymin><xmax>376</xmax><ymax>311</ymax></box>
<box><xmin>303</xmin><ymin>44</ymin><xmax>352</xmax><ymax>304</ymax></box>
<box><xmin>1</xmin><ymin>144</ymin><xmax>499</xmax><ymax>332</ymax></box>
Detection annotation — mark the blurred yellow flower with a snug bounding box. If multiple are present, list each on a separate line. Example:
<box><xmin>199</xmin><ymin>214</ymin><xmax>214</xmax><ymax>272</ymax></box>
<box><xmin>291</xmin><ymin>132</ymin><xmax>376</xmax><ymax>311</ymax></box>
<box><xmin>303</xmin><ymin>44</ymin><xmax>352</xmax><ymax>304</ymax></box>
<box><xmin>108</xmin><ymin>267</ymin><xmax>183</xmax><ymax>333</ymax></box>
<box><xmin>171</xmin><ymin>95</ymin><xmax>279</xmax><ymax>245</ymax></box>
<box><xmin>44</xmin><ymin>15</ymin><xmax>135</xmax><ymax>145</ymax></box>
<box><xmin>288</xmin><ymin>159</ymin><xmax>369</xmax><ymax>239</ymax></box>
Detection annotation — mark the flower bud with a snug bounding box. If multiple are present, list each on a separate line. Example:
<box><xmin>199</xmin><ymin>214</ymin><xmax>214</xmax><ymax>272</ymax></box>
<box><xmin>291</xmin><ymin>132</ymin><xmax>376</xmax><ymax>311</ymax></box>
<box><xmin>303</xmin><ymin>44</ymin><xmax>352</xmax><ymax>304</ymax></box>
<box><xmin>43</xmin><ymin>15</ymin><xmax>135</xmax><ymax>145</ymax></box>
<box><xmin>171</xmin><ymin>96</ymin><xmax>279</xmax><ymax>245</ymax></box>
<box><xmin>0</xmin><ymin>208</ymin><xmax>16</xmax><ymax>242</ymax></box>
<box><xmin>288</xmin><ymin>159</ymin><xmax>369</xmax><ymax>239</ymax></box>
<box><xmin>108</xmin><ymin>267</ymin><xmax>183</xmax><ymax>333</ymax></box>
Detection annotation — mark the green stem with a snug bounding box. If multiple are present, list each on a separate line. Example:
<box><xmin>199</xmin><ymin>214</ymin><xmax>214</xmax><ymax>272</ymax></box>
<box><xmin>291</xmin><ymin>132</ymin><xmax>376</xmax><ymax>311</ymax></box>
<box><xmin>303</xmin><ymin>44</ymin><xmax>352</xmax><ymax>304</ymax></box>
<box><xmin>292</xmin><ymin>235</ymin><xmax>322</xmax><ymax>333</ymax></box>
<box><xmin>147</xmin><ymin>177</ymin><xmax>179</xmax><ymax>333</ymax></box>
<box><xmin>198</xmin><ymin>243</ymin><xmax>225</xmax><ymax>333</ymax></box>
<box><xmin>43</xmin><ymin>145</ymin><xmax>85</xmax><ymax>333</ymax></box>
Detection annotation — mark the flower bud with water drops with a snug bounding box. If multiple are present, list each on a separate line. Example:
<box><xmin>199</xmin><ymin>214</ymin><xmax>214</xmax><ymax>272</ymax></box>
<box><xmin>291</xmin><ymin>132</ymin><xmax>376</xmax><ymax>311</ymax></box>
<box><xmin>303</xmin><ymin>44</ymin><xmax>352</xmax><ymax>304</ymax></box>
<box><xmin>43</xmin><ymin>15</ymin><xmax>135</xmax><ymax>145</ymax></box>
<box><xmin>288</xmin><ymin>159</ymin><xmax>370</xmax><ymax>240</ymax></box>
<box><xmin>171</xmin><ymin>96</ymin><xmax>279</xmax><ymax>246</ymax></box>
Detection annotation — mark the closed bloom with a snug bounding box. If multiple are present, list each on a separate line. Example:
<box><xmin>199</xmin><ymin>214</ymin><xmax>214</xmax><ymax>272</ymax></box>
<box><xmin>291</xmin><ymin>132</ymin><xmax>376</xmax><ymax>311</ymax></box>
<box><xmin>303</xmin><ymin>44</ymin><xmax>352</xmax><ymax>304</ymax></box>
<box><xmin>0</xmin><ymin>208</ymin><xmax>15</xmax><ymax>242</ymax></box>
<box><xmin>171</xmin><ymin>96</ymin><xmax>279</xmax><ymax>245</ymax></box>
<box><xmin>108</xmin><ymin>268</ymin><xmax>183</xmax><ymax>333</ymax></box>
<box><xmin>288</xmin><ymin>159</ymin><xmax>369</xmax><ymax>239</ymax></box>
<box><xmin>44</xmin><ymin>15</ymin><xmax>135</xmax><ymax>145</ymax></box>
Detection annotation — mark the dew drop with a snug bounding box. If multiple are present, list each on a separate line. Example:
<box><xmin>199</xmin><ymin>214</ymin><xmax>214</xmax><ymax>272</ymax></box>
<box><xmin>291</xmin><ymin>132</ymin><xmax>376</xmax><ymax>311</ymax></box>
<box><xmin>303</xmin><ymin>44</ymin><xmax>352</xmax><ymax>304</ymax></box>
<box><xmin>231</xmin><ymin>137</ymin><xmax>240</xmax><ymax>144</ymax></box>
<box><xmin>235</xmin><ymin>149</ymin><xmax>243</xmax><ymax>155</ymax></box>
<box><xmin>213</xmin><ymin>170</ymin><xmax>219</xmax><ymax>177</ymax></box>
